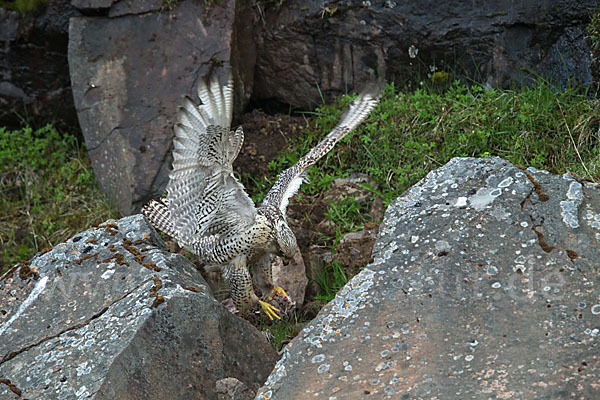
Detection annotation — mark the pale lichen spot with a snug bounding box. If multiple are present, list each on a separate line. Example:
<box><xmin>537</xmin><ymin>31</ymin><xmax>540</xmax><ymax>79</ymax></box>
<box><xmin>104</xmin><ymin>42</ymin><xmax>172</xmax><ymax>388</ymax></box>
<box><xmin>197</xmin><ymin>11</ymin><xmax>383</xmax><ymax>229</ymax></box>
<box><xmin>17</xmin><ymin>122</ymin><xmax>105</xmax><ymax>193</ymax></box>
<box><xmin>583</xmin><ymin>206</ymin><xmax>600</xmax><ymax>229</ymax></box>
<box><xmin>566</xmin><ymin>180</ymin><xmax>583</xmax><ymax>200</ymax></box>
<box><xmin>75</xmin><ymin>386</ymin><xmax>88</xmax><ymax>397</ymax></box>
<box><xmin>497</xmin><ymin>177</ymin><xmax>514</xmax><ymax>188</ymax></box>
<box><xmin>101</xmin><ymin>269</ymin><xmax>115</xmax><ymax>279</ymax></box>
<box><xmin>513</xmin><ymin>265</ymin><xmax>526</xmax><ymax>273</ymax></box>
<box><xmin>469</xmin><ymin>187</ymin><xmax>502</xmax><ymax>211</ymax></box>
<box><xmin>311</xmin><ymin>354</ymin><xmax>326</xmax><ymax>364</ymax></box>
<box><xmin>317</xmin><ymin>363</ymin><xmax>330</xmax><ymax>374</ymax></box>
<box><xmin>455</xmin><ymin>197</ymin><xmax>468</xmax><ymax>208</ymax></box>
<box><xmin>560</xmin><ymin>181</ymin><xmax>583</xmax><ymax>229</ymax></box>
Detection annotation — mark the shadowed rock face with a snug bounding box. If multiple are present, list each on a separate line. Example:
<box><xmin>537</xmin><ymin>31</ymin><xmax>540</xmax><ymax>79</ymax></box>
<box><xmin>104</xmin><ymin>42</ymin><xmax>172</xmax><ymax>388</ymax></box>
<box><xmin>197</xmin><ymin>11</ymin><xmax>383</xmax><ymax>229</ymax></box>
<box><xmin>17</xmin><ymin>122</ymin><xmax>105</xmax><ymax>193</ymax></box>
<box><xmin>253</xmin><ymin>0</ymin><xmax>595</xmax><ymax>108</ymax></box>
<box><xmin>0</xmin><ymin>215</ymin><xmax>278</xmax><ymax>399</ymax></box>
<box><xmin>0</xmin><ymin>2</ymin><xmax>80</xmax><ymax>131</ymax></box>
<box><xmin>257</xmin><ymin>157</ymin><xmax>600</xmax><ymax>399</ymax></box>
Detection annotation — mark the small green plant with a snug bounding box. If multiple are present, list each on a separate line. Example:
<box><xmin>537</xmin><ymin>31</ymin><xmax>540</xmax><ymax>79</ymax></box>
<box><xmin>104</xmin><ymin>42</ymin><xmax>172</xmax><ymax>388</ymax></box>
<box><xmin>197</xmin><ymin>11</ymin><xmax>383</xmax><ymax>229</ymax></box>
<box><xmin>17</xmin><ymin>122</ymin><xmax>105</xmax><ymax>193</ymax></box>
<box><xmin>162</xmin><ymin>0</ymin><xmax>178</xmax><ymax>11</ymax></box>
<box><xmin>324</xmin><ymin>196</ymin><xmax>371</xmax><ymax>232</ymax></box>
<box><xmin>0</xmin><ymin>125</ymin><xmax>118</xmax><ymax>272</ymax></box>
<box><xmin>257</xmin><ymin>313</ymin><xmax>304</xmax><ymax>351</ymax></box>
<box><xmin>431</xmin><ymin>71</ymin><xmax>452</xmax><ymax>86</ymax></box>
<box><xmin>315</xmin><ymin>261</ymin><xmax>348</xmax><ymax>304</ymax></box>
<box><xmin>588</xmin><ymin>8</ymin><xmax>600</xmax><ymax>52</ymax></box>
<box><xmin>0</xmin><ymin>0</ymin><xmax>48</xmax><ymax>15</ymax></box>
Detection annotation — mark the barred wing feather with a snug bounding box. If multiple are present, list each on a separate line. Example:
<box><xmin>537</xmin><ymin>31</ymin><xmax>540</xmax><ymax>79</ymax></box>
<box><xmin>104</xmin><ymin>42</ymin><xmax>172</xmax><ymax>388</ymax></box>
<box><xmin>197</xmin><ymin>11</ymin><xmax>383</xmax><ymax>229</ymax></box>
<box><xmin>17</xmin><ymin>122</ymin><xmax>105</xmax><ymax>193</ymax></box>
<box><xmin>262</xmin><ymin>83</ymin><xmax>383</xmax><ymax>214</ymax></box>
<box><xmin>165</xmin><ymin>71</ymin><xmax>256</xmax><ymax>248</ymax></box>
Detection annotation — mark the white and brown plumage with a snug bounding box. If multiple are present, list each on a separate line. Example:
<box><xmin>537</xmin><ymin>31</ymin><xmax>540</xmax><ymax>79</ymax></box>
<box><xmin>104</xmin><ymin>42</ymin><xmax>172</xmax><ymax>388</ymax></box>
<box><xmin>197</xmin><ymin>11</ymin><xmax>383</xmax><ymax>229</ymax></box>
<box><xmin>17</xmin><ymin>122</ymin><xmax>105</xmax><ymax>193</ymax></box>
<box><xmin>142</xmin><ymin>70</ymin><xmax>382</xmax><ymax>319</ymax></box>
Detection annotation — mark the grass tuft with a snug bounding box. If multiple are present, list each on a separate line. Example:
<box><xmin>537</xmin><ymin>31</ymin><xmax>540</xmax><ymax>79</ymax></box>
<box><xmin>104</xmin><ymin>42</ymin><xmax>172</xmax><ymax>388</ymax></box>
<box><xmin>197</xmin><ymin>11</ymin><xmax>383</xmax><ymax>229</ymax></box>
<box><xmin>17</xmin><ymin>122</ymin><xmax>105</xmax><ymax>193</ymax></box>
<box><xmin>256</xmin><ymin>312</ymin><xmax>304</xmax><ymax>351</ymax></box>
<box><xmin>0</xmin><ymin>125</ymin><xmax>118</xmax><ymax>272</ymax></box>
<box><xmin>0</xmin><ymin>0</ymin><xmax>47</xmax><ymax>15</ymax></box>
<box><xmin>253</xmin><ymin>80</ymin><xmax>600</xmax><ymax>210</ymax></box>
<box><xmin>314</xmin><ymin>261</ymin><xmax>348</xmax><ymax>304</ymax></box>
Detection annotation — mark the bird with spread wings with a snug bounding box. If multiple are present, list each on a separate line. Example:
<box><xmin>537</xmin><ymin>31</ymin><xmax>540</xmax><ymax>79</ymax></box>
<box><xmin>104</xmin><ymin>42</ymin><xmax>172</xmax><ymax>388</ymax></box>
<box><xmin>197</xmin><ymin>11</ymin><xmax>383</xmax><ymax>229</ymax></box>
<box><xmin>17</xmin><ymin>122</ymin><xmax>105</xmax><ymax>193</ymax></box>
<box><xmin>142</xmin><ymin>69</ymin><xmax>382</xmax><ymax>320</ymax></box>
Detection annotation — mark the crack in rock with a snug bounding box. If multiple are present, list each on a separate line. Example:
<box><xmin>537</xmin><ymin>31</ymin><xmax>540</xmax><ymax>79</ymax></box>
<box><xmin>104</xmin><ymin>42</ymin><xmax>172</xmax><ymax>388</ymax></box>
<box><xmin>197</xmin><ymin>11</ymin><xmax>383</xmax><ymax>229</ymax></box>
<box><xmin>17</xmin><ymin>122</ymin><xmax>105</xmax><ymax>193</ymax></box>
<box><xmin>0</xmin><ymin>280</ymin><xmax>149</xmax><ymax>366</ymax></box>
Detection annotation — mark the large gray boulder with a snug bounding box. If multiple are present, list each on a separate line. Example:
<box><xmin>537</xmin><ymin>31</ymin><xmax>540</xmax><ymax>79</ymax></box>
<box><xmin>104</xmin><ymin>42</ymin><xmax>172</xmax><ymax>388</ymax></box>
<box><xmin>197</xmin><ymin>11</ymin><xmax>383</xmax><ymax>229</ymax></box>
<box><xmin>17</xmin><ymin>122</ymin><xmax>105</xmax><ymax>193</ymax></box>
<box><xmin>257</xmin><ymin>157</ymin><xmax>600</xmax><ymax>399</ymax></box>
<box><xmin>0</xmin><ymin>215</ymin><xmax>278</xmax><ymax>399</ymax></box>
<box><xmin>68</xmin><ymin>0</ymin><xmax>257</xmax><ymax>215</ymax></box>
<box><xmin>254</xmin><ymin>0</ymin><xmax>595</xmax><ymax>108</ymax></box>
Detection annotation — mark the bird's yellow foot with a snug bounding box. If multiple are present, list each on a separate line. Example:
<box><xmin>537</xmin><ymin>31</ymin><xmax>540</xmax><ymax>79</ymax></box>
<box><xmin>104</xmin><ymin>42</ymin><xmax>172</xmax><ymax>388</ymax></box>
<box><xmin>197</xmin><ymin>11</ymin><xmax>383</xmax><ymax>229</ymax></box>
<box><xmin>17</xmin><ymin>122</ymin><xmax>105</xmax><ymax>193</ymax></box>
<box><xmin>268</xmin><ymin>285</ymin><xmax>295</xmax><ymax>306</ymax></box>
<box><xmin>258</xmin><ymin>299</ymin><xmax>281</xmax><ymax>320</ymax></box>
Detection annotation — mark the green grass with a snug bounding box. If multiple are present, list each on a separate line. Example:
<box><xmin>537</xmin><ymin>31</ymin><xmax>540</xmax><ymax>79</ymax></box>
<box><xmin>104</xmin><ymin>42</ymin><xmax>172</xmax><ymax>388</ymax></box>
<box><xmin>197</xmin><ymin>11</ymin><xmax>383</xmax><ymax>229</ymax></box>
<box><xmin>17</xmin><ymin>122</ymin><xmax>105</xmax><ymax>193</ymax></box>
<box><xmin>0</xmin><ymin>125</ymin><xmax>118</xmax><ymax>272</ymax></box>
<box><xmin>588</xmin><ymin>7</ymin><xmax>600</xmax><ymax>53</ymax></box>
<box><xmin>324</xmin><ymin>195</ymin><xmax>373</xmax><ymax>234</ymax></box>
<box><xmin>254</xmin><ymin>80</ymin><xmax>599</xmax><ymax>209</ymax></box>
<box><xmin>256</xmin><ymin>312</ymin><xmax>304</xmax><ymax>351</ymax></box>
<box><xmin>248</xmin><ymin>80</ymin><xmax>600</xmax><ymax>333</ymax></box>
<box><xmin>0</xmin><ymin>0</ymin><xmax>47</xmax><ymax>14</ymax></box>
<box><xmin>314</xmin><ymin>261</ymin><xmax>348</xmax><ymax>304</ymax></box>
<box><xmin>2</xmin><ymin>79</ymin><xmax>599</xmax><ymax>349</ymax></box>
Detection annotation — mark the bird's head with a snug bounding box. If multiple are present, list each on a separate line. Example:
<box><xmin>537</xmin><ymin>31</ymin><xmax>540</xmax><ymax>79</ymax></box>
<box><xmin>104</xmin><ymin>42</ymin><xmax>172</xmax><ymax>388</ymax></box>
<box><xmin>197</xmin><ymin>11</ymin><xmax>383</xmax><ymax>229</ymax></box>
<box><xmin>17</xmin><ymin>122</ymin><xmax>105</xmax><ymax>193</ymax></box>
<box><xmin>273</xmin><ymin>218</ymin><xmax>298</xmax><ymax>260</ymax></box>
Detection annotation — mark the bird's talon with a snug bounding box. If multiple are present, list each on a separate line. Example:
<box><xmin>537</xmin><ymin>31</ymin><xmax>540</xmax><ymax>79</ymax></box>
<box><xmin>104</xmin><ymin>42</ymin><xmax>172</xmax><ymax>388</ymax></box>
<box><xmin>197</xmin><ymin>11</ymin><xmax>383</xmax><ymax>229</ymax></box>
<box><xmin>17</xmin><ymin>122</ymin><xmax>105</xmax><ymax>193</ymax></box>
<box><xmin>269</xmin><ymin>285</ymin><xmax>292</xmax><ymax>304</ymax></box>
<box><xmin>259</xmin><ymin>300</ymin><xmax>281</xmax><ymax>320</ymax></box>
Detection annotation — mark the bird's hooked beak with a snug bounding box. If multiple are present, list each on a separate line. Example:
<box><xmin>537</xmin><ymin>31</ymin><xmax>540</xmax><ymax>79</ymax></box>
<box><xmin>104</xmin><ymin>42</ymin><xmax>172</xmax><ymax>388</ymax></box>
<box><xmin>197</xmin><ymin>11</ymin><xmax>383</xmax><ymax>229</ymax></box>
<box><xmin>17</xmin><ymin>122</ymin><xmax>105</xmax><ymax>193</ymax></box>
<box><xmin>277</xmin><ymin>249</ymin><xmax>294</xmax><ymax>263</ymax></box>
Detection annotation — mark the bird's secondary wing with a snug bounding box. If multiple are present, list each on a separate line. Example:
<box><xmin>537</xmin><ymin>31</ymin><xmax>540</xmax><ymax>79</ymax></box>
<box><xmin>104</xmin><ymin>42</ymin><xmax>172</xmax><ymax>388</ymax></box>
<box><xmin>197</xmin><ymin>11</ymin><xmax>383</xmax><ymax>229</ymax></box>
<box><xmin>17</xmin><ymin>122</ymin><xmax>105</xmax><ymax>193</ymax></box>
<box><xmin>165</xmin><ymin>70</ymin><xmax>256</xmax><ymax>247</ymax></box>
<box><xmin>261</xmin><ymin>83</ymin><xmax>383</xmax><ymax>214</ymax></box>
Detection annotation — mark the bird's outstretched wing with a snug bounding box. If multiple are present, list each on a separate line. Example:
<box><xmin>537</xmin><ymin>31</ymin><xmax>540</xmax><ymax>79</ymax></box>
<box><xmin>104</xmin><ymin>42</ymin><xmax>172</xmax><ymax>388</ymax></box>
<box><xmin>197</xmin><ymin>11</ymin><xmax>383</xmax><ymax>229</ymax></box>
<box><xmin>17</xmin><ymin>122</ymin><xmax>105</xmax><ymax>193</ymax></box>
<box><xmin>165</xmin><ymin>70</ymin><xmax>256</xmax><ymax>248</ymax></box>
<box><xmin>261</xmin><ymin>82</ymin><xmax>383</xmax><ymax>214</ymax></box>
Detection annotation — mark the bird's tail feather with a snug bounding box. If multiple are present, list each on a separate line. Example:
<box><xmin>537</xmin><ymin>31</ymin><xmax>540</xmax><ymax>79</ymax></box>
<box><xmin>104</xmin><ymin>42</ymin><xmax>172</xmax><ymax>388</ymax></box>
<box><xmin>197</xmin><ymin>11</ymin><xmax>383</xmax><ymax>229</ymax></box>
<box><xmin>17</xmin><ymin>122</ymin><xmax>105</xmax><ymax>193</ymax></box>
<box><xmin>174</xmin><ymin>68</ymin><xmax>241</xmax><ymax>169</ymax></box>
<box><xmin>196</xmin><ymin>70</ymin><xmax>233</xmax><ymax>130</ymax></box>
<box><xmin>141</xmin><ymin>198</ymin><xmax>178</xmax><ymax>238</ymax></box>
